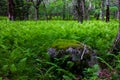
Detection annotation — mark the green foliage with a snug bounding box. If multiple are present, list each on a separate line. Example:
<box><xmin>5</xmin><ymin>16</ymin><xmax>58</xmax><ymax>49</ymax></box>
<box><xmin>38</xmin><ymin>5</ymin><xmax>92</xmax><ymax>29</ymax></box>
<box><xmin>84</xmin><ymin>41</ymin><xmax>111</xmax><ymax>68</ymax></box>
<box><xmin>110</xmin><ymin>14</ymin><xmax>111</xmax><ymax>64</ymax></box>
<box><xmin>0</xmin><ymin>0</ymin><xmax>7</xmax><ymax>16</ymax></box>
<box><xmin>13</xmin><ymin>0</ymin><xmax>32</xmax><ymax>20</ymax></box>
<box><xmin>0</xmin><ymin>16</ymin><xmax>8</xmax><ymax>20</ymax></box>
<box><xmin>110</xmin><ymin>6</ymin><xmax>118</xmax><ymax>12</ymax></box>
<box><xmin>36</xmin><ymin>58</ymin><xmax>76</xmax><ymax>80</ymax></box>
<box><xmin>83</xmin><ymin>64</ymin><xmax>100</xmax><ymax>79</ymax></box>
<box><xmin>0</xmin><ymin>19</ymin><xmax>119</xmax><ymax>79</ymax></box>
<box><xmin>96</xmin><ymin>53</ymin><xmax>120</xmax><ymax>79</ymax></box>
<box><xmin>97</xmin><ymin>56</ymin><xmax>113</xmax><ymax>70</ymax></box>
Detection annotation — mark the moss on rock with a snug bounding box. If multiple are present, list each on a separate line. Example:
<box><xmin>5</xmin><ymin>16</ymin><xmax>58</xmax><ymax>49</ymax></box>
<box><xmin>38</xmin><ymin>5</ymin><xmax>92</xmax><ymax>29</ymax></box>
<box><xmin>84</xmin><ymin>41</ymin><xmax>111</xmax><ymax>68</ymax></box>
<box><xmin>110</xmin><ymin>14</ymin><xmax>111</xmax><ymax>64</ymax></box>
<box><xmin>51</xmin><ymin>39</ymin><xmax>84</xmax><ymax>50</ymax></box>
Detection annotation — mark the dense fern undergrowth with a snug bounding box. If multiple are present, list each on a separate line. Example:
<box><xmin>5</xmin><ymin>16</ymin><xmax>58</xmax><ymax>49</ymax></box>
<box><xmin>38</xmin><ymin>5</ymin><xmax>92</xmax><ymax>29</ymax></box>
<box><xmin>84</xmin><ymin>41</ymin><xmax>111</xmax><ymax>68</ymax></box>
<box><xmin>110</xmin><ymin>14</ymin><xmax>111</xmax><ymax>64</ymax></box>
<box><xmin>0</xmin><ymin>19</ymin><xmax>120</xmax><ymax>79</ymax></box>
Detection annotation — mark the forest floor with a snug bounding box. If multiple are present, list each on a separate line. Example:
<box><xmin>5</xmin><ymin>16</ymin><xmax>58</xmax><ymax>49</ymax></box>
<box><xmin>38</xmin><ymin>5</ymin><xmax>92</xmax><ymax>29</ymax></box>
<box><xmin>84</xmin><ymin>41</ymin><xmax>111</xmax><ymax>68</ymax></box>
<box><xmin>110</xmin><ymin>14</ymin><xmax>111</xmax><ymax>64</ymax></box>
<box><xmin>0</xmin><ymin>19</ymin><xmax>120</xmax><ymax>79</ymax></box>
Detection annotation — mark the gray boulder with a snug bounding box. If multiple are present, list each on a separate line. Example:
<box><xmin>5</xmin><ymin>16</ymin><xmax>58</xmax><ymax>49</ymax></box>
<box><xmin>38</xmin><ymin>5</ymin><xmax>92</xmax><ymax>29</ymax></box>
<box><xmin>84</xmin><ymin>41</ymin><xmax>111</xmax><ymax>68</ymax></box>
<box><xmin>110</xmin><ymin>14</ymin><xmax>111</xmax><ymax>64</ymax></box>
<box><xmin>48</xmin><ymin>39</ymin><xmax>98</xmax><ymax>76</ymax></box>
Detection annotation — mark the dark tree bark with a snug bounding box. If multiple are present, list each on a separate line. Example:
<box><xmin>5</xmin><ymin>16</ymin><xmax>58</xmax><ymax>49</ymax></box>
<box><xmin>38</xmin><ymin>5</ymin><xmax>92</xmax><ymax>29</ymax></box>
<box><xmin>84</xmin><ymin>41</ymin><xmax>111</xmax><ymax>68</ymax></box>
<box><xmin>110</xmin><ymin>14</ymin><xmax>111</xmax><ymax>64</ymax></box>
<box><xmin>106</xmin><ymin>0</ymin><xmax>110</xmax><ymax>22</ymax></box>
<box><xmin>8</xmin><ymin>0</ymin><xmax>14</xmax><ymax>20</ymax></box>
<box><xmin>117</xmin><ymin>2</ymin><xmax>120</xmax><ymax>17</ymax></box>
<box><xmin>76</xmin><ymin>0</ymin><xmax>84</xmax><ymax>23</ymax></box>
<box><xmin>102</xmin><ymin>0</ymin><xmax>105</xmax><ymax>21</ymax></box>
<box><xmin>36</xmin><ymin>7</ymin><xmax>39</xmax><ymax>20</ymax></box>
<box><xmin>95</xmin><ymin>13</ymin><xmax>100</xmax><ymax>20</ymax></box>
<box><xmin>62</xmin><ymin>0</ymin><xmax>66</xmax><ymax>20</ymax></box>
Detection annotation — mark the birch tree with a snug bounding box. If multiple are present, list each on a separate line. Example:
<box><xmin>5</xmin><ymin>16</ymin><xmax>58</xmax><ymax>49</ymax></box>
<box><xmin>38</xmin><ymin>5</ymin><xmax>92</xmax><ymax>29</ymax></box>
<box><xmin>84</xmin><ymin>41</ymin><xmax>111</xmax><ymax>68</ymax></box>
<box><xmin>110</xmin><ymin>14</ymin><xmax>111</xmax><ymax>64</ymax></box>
<box><xmin>8</xmin><ymin>0</ymin><xmax>14</xmax><ymax>20</ymax></box>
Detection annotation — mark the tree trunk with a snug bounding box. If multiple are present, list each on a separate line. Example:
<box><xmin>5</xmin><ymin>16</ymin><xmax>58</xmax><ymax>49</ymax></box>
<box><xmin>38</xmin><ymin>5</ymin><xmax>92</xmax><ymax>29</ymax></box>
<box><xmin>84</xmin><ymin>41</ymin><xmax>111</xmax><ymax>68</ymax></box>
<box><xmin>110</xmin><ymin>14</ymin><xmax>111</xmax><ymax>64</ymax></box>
<box><xmin>31</xmin><ymin>0</ymin><xmax>42</xmax><ymax>20</ymax></box>
<box><xmin>82</xmin><ymin>0</ymin><xmax>85</xmax><ymax>21</ymax></box>
<box><xmin>8</xmin><ymin>0</ymin><xmax>14</xmax><ymax>20</ymax></box>
<box><xmin>106</xmin><ymin>0</ymin><xmax>110</xmax><ymax>22</ymax></box>
<box><xmin>76</xmin><ymin>0</ymin><xmax>84</xmax><ymax>23</ymax></box>
<box><xmin>110</xmin><ymin>0</ymin><xmax>120</xmax><ymax>53</ymax></box>
<box><xmin>102</xmin><ymin>0</ymin><xmax>105</xmax><ymax>21</ymax></box>
<box><xmin>35</xmin><ymin>7</ymin><xmax>39</xmax><ymax>20</ymax></box>
<box><xmin>43</xmin><ymin>1</ymin><xmax>48</xmax><ymax>21</ymax></box>
<box><xmin>62</xmin><ymin>0</ymin><xmax>66</xmax><ymax>20</ymax></box>
<box><xmin>86</xmin><ymin>0</ymin><xmax>91</xmax><ymax>20</ymax></box>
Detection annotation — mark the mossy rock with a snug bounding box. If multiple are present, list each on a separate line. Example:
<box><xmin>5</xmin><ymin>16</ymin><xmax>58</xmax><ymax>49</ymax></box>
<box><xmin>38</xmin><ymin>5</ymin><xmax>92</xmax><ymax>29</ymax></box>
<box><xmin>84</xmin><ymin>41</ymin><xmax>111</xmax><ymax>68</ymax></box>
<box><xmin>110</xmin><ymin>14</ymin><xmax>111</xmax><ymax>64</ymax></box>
<box><xmin>48</xmin><ymin>39</ymin><xmax>98</xmax><ymax>76</ymax></box>
<box><xmin>48</xmin><ymin>39</ymin><xmax>94</xmax><ymax>60</ymax></box>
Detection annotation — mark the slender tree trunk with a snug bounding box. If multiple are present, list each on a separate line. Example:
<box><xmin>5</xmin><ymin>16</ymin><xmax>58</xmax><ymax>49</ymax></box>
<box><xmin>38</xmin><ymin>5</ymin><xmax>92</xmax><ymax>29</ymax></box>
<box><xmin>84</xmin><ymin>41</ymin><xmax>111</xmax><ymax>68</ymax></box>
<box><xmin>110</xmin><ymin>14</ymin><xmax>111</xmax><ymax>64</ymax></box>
<box><xmin>106</xmin><ymin>0</ymin><xmax>110</xmax><ymax>22</ymax></box>
<box><xmin>76</xmin><ymin>0</ymin><xmax>84</xmax><ymax>23</ymax></box>
<box><xmin>82</xmin><ymin>0</ymin><xmax>85</xmax><ymax>19</ymax></box>
<box><xmin>117</xmin><ymin>11</ymin><xmax>119</xmax><ymax>19</ymax></box>
<box><xmin>86</xmin><ymin>0</ymin><xmax>91</xmax><ymax>20</ymax></box>
<box><xmin>43</xmin><ymin>1</ymin><xmax>48</xmax><ymax>21</ymax></box>
<box><xmin>118</xmin><ymin>0</ymin><xmax>120</xmax><ymax>32</ymax></box>
<box><xmin>110</xmin><ymin>0</ymin><xmax>120</xmax><ymax>53</ymax></box>
<box><xmin>102</xmin><ymin>0</ymin><xmax>105</xmax><ymax>21</ymax></box>
<box><xmin>8</xmin><ymin>0</ymin><xmax>14</xmax><ymax>20</ymax></box>
<box><xmin>21</xmin><ymin>2</ymin><xmax>25</xmax><ymax>20</ymax></box>
<box><xmin>23</xmin><ymin>0</ymin><xmax>28</xmax><ymax>20</ymax></box>
<box><xmin>35</xmin><ymin>7</ymin><xmax>39</xmax><ymax>20</ymax></box>
<box><xmin>31</xmin><ymin>0</ymin><xmax>42</xmax><ymax>20</ymax></box>
<box><xmin>62</xmin><ymin>0</ymin><xmax>66</xmax><ymax>20</ymax></box>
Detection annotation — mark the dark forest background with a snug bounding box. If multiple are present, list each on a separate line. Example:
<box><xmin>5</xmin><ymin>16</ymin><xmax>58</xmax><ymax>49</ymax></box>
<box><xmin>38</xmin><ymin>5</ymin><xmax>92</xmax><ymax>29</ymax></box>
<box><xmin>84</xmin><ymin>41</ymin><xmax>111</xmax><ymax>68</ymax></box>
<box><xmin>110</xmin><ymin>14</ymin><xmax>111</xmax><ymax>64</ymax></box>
<box><xmin>0</xmin><ymin>0</ymin><xmax>118</xmax><ymax>22</ymax></box>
